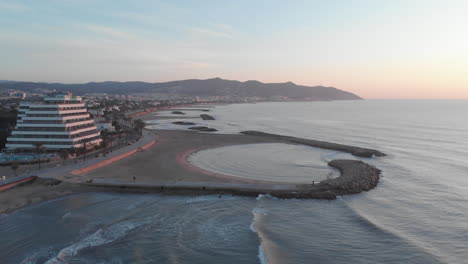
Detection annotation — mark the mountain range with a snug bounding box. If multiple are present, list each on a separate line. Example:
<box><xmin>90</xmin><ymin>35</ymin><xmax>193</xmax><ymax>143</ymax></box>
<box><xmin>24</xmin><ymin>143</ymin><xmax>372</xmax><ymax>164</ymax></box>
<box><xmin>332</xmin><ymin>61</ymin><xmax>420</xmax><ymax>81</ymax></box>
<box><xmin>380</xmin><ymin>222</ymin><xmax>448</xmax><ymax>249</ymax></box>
<box><xmin>0</xmin><ymin>78</ymin><xmax>361</xmax><ymax>100</ymax></box>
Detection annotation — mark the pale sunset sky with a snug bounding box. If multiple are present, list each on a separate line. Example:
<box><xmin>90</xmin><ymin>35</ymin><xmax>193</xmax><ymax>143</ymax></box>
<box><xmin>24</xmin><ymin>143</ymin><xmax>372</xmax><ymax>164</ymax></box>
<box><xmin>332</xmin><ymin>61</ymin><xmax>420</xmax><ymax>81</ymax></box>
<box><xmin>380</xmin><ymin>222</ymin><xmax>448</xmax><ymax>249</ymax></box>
<box><xmin>1</xmin><ymin>0</ymin><xmax>467</xmax><ymax>99</ymax></box>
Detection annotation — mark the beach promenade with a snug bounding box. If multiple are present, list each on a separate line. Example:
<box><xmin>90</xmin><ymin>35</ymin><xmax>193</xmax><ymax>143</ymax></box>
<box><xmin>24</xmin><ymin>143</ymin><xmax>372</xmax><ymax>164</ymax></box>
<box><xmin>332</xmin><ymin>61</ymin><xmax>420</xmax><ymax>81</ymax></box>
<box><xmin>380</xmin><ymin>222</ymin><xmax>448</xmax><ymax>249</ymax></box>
<box><xmin>0</xmin><ymin>129</ymin><xmax>158</xmax><ymax>213</ymax></box>
<box><xmin>34</xmin><ymin>129</ymin><xmax>157</xmax><ymax>182</ymax></box>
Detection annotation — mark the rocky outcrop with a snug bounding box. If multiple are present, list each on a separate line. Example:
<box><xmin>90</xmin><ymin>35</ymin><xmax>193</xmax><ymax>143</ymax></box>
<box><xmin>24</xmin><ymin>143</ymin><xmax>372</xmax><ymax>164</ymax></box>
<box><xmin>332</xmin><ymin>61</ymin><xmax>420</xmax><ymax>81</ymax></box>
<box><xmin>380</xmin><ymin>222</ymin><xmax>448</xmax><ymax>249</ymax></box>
<box><xmin>172</xmin><ymin>121</ymin><xmax>196</xmax><ymax>125</ymax></box>
<box><xmin>188</xmin><ymin>126</ymin><xmax>218</xmax><ymax>132</ymax></box>
<box><xmin>270</xmin><ymin>160</ymin><xmax>381</xmax><ymax>199</ymax></box>
<box><xmin>240</xmin><ymin>131</ymin><xmax>386</xmax><ymax>157</ymax></box>
<box><xmin>200</xmin><ymin>114</ymin><xmax>215</xmax><ymax>120</ymax></box>
<box><xmin>324</xmin><ymin>160</ymin><xmax>381</xmax><ymax>194</ymax></box>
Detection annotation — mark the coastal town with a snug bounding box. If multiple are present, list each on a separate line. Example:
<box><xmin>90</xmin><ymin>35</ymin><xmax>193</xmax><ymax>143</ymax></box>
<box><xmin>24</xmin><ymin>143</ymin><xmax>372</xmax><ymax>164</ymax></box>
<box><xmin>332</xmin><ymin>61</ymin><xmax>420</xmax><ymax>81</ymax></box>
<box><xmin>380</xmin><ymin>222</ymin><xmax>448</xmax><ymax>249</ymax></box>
<box><xmin>1</xmin><ymin>1</ymin><xmax>465</xmax><ymax>263</ymax></box>
<box><xmin>0</xmin><ymin>86</ymin><xmax>253</xmax><ymax>192</ymax></box>
<box><xmin>0</xmin><ymin>86</ymin><xmax>230</xmax><ymax>152</ymax></box>
<box><xmin>0</xmin><ymin>90</ymin><xmax>165</xmax><ymax>167</ymax></box>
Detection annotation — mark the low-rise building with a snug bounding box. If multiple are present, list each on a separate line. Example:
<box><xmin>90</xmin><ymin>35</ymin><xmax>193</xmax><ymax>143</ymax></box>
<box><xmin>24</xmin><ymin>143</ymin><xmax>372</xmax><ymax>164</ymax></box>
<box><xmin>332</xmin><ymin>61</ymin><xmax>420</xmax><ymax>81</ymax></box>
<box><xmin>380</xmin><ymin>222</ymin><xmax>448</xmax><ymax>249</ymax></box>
<box><xmin>96</xmin><ymin>121</ymin><xmax>115</xmax><ymax>132</ymax></box>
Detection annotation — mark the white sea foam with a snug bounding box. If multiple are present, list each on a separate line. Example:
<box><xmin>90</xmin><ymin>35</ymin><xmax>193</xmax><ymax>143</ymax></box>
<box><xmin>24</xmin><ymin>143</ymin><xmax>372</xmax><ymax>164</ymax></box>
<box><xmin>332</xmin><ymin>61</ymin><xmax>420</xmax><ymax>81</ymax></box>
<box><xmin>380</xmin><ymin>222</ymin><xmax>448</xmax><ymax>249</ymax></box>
<box><xmin>185</xmin><ymin>194</ymin><xmax>238</xmax><ymax>204</ymax></box>
<box><xmin>258</xmin><ymin>246</ymin><xmax>267</xmax><ymax>264</ymax></box>
<box><xmin>249</xmin><ymin>222</ymin><xmax>256</xmax><ymax>233</ymax></box>
<box><xmin>61</xmin><ymin>212</ymin><xmax>91</xmax><ymax>223</ymax></box>
<box><xmin>251</xmin><ymin>208</ymin><xmax>266</xmax><ymax>264</ymax></box>
<box><xmin>251</xmin><ymin>206</ymin><xmax>288</xmax><ymax>264</ymax></box>
<box><xmin>256</xmin><ymin>194</ymin><xmax>278</xmax><ymax>201</ymax></box>
<box><xmin>20</xmin><ymin>247</ymin><xmax>55</xmax><ymax>264</ymax></box>
<box><xmin>44</xmin><ymin>220</ymin><xmax>147</xmax><ymax>264</ymax></box>
<box><xmin>252</xmin><ymin>207</ymin><xmax>268</xmax><ymax>215</ymax></box>
<box><xmin>61</xmin><ymin>212</ymin><xmax>72</xmax><ymax>219</ymax></box>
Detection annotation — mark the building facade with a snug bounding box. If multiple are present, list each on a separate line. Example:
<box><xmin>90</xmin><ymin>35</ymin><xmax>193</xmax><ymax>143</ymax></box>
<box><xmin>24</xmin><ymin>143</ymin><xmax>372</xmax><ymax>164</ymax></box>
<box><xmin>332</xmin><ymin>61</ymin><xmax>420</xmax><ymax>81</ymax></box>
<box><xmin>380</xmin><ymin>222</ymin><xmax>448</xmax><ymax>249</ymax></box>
<box><xmin>96</xmin><ymin>121</ymin><xmax>115</xmax><ymax>132</ymax></box>
<box><xmin>6</xmin><ymin>92</ymin><xmax>102</xmax><ymax>151</ymax></box>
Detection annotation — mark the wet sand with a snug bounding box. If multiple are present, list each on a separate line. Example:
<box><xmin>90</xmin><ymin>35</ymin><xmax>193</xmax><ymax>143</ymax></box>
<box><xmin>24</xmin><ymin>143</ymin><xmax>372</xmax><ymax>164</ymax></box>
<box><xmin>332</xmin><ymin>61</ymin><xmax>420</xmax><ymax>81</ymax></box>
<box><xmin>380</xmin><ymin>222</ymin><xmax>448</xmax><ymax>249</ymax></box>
<box><xmin>83</xmin><ymin>130</ymin><xmax>282</xmax><ymax>184</ymax></box>
<box><xmin>0</xmin><ymin>178</ymin><xmax>98</xmax><ymax>214</ymax></box>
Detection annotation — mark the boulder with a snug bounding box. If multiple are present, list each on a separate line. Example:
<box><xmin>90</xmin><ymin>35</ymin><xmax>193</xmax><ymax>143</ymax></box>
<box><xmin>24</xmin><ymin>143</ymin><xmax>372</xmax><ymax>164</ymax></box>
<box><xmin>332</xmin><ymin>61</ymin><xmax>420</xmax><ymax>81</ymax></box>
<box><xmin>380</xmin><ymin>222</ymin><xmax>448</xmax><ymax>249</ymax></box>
<box><xmin>200</xmin><ymin>114</ymin><xmax>215</xmax><ymax>120</ymax></box>
<box><xmin>188</xmin><ymin>126</ymin><xmax>218</xmax><ymax>132</ymax></box>
<box><xmin>172</xmin><ymin>121</ymin><xmax>196</xmax><ymax>125</ymax></box>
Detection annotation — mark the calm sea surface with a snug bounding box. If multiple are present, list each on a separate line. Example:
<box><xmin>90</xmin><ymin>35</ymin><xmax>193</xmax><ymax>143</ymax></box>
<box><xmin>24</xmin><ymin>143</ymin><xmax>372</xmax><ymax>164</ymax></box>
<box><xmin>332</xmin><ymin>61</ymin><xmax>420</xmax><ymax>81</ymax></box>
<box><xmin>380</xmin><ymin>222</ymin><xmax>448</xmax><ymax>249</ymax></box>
<box><xmin>1</xmin><ymin>100</ymin><xmax>467</xmax><ymax>264</ymax></box>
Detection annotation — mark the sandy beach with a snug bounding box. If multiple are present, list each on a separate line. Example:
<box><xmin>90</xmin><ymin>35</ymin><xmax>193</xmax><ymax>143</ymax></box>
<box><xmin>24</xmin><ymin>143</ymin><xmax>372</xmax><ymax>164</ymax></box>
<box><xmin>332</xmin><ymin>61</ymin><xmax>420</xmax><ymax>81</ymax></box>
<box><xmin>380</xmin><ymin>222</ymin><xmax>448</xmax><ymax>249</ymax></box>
<box><xmin>0</xmin><ymin>129</ymin><xmax>282</xmax><ymax>214</ymax></box>
<box><xmin>0</xmin><ymin>178</ymin><xmax>99</xmax><ymax>214</ymax></box>
<box><xmin>0</xmin><ymin>108</ymin><xmax>384</xmax><ymax>214</ymax></box>
<box><xmin>83</xmin><ymin>129</ymin><xmax>283</xmax><ymax>184</ymax></box>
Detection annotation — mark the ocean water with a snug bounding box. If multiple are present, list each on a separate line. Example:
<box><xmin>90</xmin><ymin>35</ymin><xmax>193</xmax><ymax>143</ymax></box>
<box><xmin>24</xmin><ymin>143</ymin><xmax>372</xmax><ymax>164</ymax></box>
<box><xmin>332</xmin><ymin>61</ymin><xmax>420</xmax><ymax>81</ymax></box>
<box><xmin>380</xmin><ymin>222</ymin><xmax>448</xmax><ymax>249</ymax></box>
<box><xmin>2</xmin><ymin>100</ymin><xmax>468</xmax><ymax>264</ymax></box>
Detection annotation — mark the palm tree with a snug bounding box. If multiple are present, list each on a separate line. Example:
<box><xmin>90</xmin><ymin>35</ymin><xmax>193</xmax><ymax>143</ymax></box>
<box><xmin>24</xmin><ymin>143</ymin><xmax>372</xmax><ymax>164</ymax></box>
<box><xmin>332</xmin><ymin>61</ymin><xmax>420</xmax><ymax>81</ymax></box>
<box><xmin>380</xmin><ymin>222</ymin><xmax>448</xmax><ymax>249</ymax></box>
<box><xmin>101</xmin><ymin>129</ymin><xmax>112</xmax><ymax>151</ymax></box>
<box><xmin>59</xmin><ymin>149</ymin><xmax>69</xmax><ymax>163</ymax></box>
<box><xmin>133</xmin><ymin>119</ymin><xmax>145</xmax><ymax>136</ymax></box>
<box><xmin>100</xmin><ymin>139</ymin><xmax>108</xmax><ymax>148</ymax></box>
<box><xmin>118</xmin><ymin>130</ymin><xmax>123</xmax><ymax>147</ymax></box>
<box><xmin>112</xmin><ymin>120</ymin><xmax>121</xmax><ymax>132</ymax></box>
<box><xmin>69</xmin><ymin>148</ymin><xmax>77</xmax><ymax>163</ymax></box>
<box><xmin>33</xmin><ymin>142</ymin><xmax>44</xmax><ymax>170</ymax></box>
<box><xmin>81</xmin><ymin>141</ymin><xmax>87</xmax><ymax>162</ymax></box>
<box><xmin>74</xmin><ymin>147</ymin><xmax>84</xmax><ymax>162</ymax></box>
<box><xmin>11</xmin><ymin>161</ymin><xmax>19</xmax><ymax>177</ymax></box>
<box><xmin>124</xmin><ymin>117</ymin><xmax>131</xmax><ymax>127</ymax></box>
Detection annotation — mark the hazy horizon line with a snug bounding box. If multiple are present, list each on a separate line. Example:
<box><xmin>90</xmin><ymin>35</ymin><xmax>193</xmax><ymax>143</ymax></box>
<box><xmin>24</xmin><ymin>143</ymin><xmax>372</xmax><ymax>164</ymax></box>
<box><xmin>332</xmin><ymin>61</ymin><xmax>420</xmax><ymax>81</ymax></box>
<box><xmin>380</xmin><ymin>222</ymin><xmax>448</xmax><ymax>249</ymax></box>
<box><xmin>2</xmin><ymin>77</ymin><xmax>468</xmax><ymax>100</ymax></box>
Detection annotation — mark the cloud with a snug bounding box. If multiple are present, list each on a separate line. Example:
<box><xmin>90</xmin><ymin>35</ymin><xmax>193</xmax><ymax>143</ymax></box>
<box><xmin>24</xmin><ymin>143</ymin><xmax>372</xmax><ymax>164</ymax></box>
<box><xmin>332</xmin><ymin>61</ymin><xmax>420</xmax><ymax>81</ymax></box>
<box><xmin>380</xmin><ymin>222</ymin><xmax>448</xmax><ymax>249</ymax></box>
<box><xmin>213</xmin><ymin>23</ymin><xmax>235</xmax><ymax>31</ymax></box>
<box><xmin>115</xmin><ymin>12</ymin><xmax>160</xmax><ymax>26</ymax></box>
<box><xmin>175</xmin><ymin>60</ymin><xmax>215</xmax><ymax>69</ymax></box>
<box><xmin>187</xmin><ymin>26</ymin><xmax>234</xmax><ymax>39</ymax></box>
<box><xmin>77</xmin><ymin>24</ymin><xmax>136</xmax><ymax>41</ymax></box>
<box><xmin>0</xmin><ymin>2</ymin><xmax>29</xmax><ymax>11</ymax></box>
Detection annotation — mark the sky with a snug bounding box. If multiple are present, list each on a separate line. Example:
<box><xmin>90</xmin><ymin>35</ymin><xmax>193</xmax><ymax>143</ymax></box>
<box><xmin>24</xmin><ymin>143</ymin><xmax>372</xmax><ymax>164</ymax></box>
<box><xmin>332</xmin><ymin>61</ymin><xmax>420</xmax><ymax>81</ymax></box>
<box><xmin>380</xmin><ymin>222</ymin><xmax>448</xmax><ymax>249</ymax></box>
<box><xmin>0</xmin><ymin>0</ymin><xmax>467</xmax><ymax>99</ymax></box>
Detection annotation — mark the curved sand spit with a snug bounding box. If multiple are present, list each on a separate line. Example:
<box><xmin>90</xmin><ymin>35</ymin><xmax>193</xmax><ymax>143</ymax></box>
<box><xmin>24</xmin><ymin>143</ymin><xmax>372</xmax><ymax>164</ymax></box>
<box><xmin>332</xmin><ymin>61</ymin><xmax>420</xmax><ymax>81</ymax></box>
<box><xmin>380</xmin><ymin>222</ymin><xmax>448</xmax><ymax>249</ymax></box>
<box><xmin>0</xmin><ymin>129</ymin><xmax>385</xmax><ymax>214</ymax></box>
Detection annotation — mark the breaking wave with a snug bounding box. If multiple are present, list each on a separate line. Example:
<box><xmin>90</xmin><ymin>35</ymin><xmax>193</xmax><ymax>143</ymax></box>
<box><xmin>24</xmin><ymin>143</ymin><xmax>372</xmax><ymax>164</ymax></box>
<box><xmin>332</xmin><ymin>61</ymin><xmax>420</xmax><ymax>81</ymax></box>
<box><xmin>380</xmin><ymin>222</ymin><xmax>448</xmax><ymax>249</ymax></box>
<box><xmin>185</xmin><ymin>194</ymin><xmax>239</xmax><ymax>204</ymax></box>
<box><xmin>44</xmin><ymin>219</ymin><xmax>149</xmax><ymax>264</ymax></box>
<box><xmin>251</xmin><ymin>197</ymin><xmax>288</xmax><ymax>264</ymax></box>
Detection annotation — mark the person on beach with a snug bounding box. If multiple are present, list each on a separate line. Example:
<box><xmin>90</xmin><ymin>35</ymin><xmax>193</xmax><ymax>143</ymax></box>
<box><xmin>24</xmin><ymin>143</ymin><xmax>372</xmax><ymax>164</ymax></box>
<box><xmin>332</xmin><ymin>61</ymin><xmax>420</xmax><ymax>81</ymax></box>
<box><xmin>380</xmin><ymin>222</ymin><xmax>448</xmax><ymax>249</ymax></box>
<box><xmin>133</xmin><ymin>176</ymin><xmax>136</xmax><ymax>181</ymax></box>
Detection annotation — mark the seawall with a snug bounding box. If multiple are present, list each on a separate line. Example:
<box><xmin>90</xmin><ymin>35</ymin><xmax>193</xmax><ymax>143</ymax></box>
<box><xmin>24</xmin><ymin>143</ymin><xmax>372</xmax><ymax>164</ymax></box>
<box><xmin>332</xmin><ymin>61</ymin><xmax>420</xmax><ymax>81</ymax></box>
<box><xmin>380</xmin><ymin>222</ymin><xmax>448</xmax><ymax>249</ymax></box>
<box><xmin>241</xmin><ymin>131</ymin><xmax>386</xmax><ymax>158</ymax></box>
<box><xmin>84</xmin><ymin>159</ymin><xmax>381</xmax><ymax>200</ymax></box>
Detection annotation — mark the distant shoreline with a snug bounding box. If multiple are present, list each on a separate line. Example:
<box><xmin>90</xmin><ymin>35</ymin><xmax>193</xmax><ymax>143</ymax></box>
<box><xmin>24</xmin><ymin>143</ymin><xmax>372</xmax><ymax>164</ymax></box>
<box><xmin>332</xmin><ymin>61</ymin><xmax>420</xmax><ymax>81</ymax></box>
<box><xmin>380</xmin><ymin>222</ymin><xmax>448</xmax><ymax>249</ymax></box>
<box><xmin>0</xmin><ymin>77</ymin><xmax>362</xmax><ymax>101</ymax></box>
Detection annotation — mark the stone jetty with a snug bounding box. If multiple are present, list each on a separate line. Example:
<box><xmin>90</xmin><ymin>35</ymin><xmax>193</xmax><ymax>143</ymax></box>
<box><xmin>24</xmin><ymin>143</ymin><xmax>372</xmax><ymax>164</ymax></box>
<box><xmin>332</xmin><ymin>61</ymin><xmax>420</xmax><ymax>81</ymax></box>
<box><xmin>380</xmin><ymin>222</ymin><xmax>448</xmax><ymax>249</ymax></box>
<box><xmin>240</xmin><ymin>131</ymin><xmax>386</xmax><ymax>157</ymax></box>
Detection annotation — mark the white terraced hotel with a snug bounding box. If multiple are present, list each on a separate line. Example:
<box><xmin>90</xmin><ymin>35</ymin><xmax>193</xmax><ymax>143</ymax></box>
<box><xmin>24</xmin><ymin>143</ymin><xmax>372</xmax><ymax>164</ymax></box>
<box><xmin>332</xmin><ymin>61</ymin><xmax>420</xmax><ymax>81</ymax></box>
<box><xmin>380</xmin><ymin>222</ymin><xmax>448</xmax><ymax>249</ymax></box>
<box><xmin>6</xmin><ymin>92</ymin><xmax>102</xmax><ymax>151</ymax></box>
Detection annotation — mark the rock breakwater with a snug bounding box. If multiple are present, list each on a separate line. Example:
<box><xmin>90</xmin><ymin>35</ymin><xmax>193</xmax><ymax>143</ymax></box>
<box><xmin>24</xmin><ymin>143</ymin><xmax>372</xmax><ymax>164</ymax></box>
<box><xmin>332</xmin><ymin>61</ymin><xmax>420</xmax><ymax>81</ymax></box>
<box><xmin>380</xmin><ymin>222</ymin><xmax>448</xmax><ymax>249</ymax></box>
<box><xmin>240</xmin><ymin>131</ymin><xmax>386</xmax><ymax>157</ymax></box>
<box><xmin>200</xmin><ymin>114</ymin><xmax>215</xmax><ymax>120</ymax></box>
<box><xmin>172</xmin><ymin>121</ymin><xmax>196</xmax><ymax>125</ymax></box>
<box><xmin>189</xmin><ymin>126</ymin><xmax>218</xmax><ymax>132</ymax></box>
<box><xmin>87</xmin><ymin>159</ymin><xmax>381</xmax><ymax>200</ymax></box>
